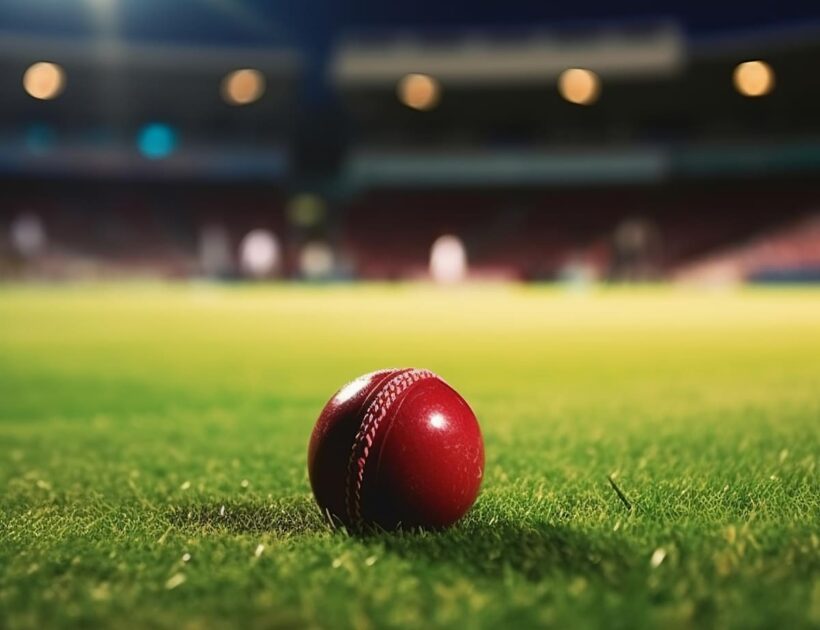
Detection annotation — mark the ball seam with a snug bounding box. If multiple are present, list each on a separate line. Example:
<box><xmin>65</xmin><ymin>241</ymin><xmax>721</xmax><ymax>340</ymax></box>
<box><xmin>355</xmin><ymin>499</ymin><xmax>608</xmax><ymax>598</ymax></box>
<box><xmin>345</xmin><ymin>368</ymin><xmax>436</xmax><ymax>527</ymax></box>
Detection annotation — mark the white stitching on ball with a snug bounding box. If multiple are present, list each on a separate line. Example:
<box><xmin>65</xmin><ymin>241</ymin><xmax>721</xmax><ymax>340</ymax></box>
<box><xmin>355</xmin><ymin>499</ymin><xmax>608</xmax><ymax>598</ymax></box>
<box><xmin>345</xmin><ymin>368</ymin><xmax>436</xmax><ymax>527</ymax></box>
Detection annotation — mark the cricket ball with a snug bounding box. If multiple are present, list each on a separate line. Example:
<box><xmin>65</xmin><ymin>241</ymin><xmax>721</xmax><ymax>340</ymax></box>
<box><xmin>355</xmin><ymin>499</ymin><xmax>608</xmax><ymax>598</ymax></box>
<box><xmin>308</xmin><ymin>368</ymin><xmax>484</xmax><ymax>531</ymax></box>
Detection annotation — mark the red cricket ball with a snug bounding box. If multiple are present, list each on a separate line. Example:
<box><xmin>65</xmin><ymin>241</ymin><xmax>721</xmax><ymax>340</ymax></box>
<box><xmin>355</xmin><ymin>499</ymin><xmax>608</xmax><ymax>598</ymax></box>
<box><xmin>308</xmin><ymin>368</ymin><xmax>484</xmax><ymax>531</ymax></box>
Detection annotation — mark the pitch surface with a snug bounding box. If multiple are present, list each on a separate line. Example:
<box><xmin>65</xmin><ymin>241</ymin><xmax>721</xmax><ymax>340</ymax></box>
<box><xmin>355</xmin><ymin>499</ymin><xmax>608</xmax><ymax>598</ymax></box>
<box><xmin>1</xmin><ymin>285</ymin><xmax>818</xmax><ymax>628</ymax></box>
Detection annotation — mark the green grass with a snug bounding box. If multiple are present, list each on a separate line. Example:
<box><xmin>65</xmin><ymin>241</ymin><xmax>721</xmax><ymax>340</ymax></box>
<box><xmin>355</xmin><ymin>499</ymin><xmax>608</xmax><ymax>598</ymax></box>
<box><xmin>1</xmin><ymin>284</ymin><xmax>818</xmax><ymax>629</ymax></box>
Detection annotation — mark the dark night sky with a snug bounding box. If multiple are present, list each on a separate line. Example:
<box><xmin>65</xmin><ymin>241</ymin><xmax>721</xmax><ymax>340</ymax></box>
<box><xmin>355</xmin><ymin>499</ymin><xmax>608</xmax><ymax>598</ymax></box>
<box><xmin>2</xmin><ymin>1</ymin><xmax>818</xmax><ymax>107</ymax></box>
<box><xmin>1</xmin><ymin>1</ymin><xmax>818</xmax><ymax>47</ymax></box>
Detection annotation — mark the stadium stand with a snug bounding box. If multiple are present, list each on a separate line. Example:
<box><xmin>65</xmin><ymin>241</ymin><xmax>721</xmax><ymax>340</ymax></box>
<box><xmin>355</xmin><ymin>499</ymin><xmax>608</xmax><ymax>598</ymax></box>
<box><xmin>1</xmin><ymin>22</ymin><xmax>820</xmax><ymax>283</ymax></box>
<box><xmin>2</xmin><ymin>180</ymin><xmax>816</xmax><ymax>281</ymax></box>
<box><xmin>677</xmin><ymin>214</ymin><xmax>820</xmax><ymax>284</ymax></box>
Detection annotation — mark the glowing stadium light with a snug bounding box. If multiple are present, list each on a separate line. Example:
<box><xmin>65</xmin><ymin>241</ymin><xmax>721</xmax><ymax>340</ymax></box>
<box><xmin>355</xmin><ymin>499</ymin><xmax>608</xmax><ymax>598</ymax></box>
<box><xmin>299</xmin><ymin>242</ymin><xmax>335</xmax><ymax>279</ymax></box>
<box><xmin>429</xmin><ymin>235</ymin><xmax>467</xmax><ymax>284</ymax></box>
<box><xmin>136</xmin><ymin>123</ymin><xmax>178</xmax><ymax>159</ymax></box>
<box><xmin>239</xmin><ymin>229</ymin><xmax>281</xmax><ymax>278</ymax></box>
<box><xmin>287</xmin><ymin>194</ymin><xmax>326</xmax><ymax>228</ymax></box>
<box><xmin>22</xmin><ymin>62</ymin><xmax>66</xmax><ymax>100</ymax></box>
<box><xmin>397</xmin><ymin>73</ymin><xmax>441</xmax><ymax>111</ymax></box>
<box><xmin>558</xmin><ymin>68</ymin><xmax>601</xmax><ymax>105</ymax></box>
<box><xmin>86</xmin><ymin>0</ymin><xmax>117</xmax><ymax>10</ymax></box>
<box><xmin>733</xmin><ymin>60</ymin><xmax>775</xmax><ymax>97</ymax></box>
<box><xmin>24</xmin><ymin>124</ymin><xmax>56</xmax><ymax>154</ymax></box>
<box><xmin>221</xmin><ymin>69</ymin><xmax>266</xmax><ymax>105</ymax></box>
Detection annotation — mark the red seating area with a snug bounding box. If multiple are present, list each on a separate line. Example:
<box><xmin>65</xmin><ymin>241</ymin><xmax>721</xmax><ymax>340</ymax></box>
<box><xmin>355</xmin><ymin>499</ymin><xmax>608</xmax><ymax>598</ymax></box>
<box><xmin>1</xmin><ymin>182</ymin><xmax>288</xmax><ymax>278</ymax></box>
<box><xmin>2</xmin><ymin>180</ymin><xmax>818</xmax><ymax>281</ymax></box>
<box><xmin>677</xmin><ymin>214</ymin><xmax>820</xmax><ymax>283</ymax></box>
<box><xmin>339</xmin><ymin>185</ymin><xmax>817</xmax><ymax>280</ymax></box>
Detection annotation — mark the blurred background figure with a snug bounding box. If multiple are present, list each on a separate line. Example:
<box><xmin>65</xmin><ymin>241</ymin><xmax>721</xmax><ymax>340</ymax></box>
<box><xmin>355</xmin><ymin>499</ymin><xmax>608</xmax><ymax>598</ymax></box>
<box><xmin>0</xmin><ymin>2</ymin><xmax>819</xmax><ymax>286</ymax></box>
<box><xmin>4</xmin><ymin>212</ymin><xmax>47</xmax><ymax>278</ymax></box>
<box><xmin>610</xmin><ymin>218</ymin><xmax>661</xmax><ymax>282</ymax></box>
<box><xmin>239</xmin><ymin>229</ymin><xmax>281</xmax><ymax>279</ymax></box>
<box><xmin>10</xmin><ymin>212</ymin><xmax>47</xmax><ymax>259</ymax></box>
<box><xmin>430</xmin><ymin>235</ymin><xmax>468</xmax><ymax>284</ymax></box>
<box><xmin>199</xmin><ymin>225</ymin><xmax>234</xmax><ymax>279</ymax></box>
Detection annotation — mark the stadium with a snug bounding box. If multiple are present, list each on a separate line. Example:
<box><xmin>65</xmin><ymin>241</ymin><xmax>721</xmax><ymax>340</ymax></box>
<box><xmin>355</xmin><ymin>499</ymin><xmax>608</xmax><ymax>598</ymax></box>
<box><xmin>1</xmin><ymin>2</ymin><xmax>818</xmax><ymax>629</ymax></box>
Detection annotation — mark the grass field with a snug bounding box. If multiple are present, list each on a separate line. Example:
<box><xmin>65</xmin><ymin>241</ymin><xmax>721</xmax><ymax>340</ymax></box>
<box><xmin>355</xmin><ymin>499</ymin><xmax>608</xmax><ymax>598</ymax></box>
<box><xmin>1</xmin><ymin>284</ymin><xmax>818</xmax><ymax>629</ymax></box>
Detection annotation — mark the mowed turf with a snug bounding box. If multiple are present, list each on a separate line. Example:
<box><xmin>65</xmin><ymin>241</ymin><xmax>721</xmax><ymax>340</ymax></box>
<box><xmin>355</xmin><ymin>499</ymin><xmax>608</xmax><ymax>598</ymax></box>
<box><xmin>1</xmin><ymin>284</ymin><xmax>818</xmax><ymax>629</ymax></box>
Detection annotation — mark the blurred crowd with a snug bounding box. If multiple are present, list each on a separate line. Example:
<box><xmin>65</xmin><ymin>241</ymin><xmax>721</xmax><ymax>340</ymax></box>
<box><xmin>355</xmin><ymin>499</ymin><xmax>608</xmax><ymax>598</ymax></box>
<box><xmin>2</xmin><ymin>182</ymin><xmax>818</xmax><ymax>284</ymax></box>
